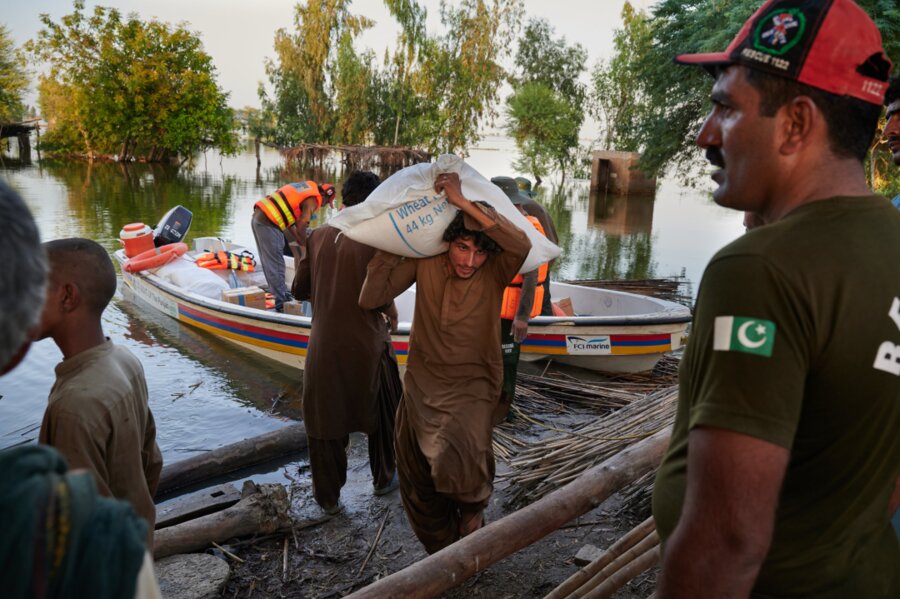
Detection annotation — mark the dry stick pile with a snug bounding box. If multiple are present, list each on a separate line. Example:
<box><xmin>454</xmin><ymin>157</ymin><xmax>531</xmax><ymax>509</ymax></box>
<box><xmin>281</xmin><ymin>143</ymin><xmax>432</xmax><ymax>171</ymax></box>
<box><xmin>499</xmin><ymin>384</ymin><xmax>679</xmax><ymax>508</ymax></box>
<box><xmin>562</xmin><ymin>277</ymin><xmax>694</xmax><ymax>308</ymax></box>
<box><xmin>492</xmin><ymin>355</ymin><xmax>681</xmax><ymax>476</ymax></box>
<box><xmin>614</xmin><ymin>470</ymin><xmax>657</xmax><ymax>520</ymax></box>
<box><xmin>492</xmin><ymin>372</ymin><xmax>653</xmax><ymax>460</ymax></box>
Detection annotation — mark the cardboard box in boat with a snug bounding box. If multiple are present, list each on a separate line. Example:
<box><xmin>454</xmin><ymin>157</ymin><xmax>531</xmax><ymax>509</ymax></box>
<box><xmin>283</xmin><ymin>300</ymin><xmax>304</xmax><ymax>316</ymax></box>
<box><xmin>556</xmin><ymin>297</ymin><xmax>575</xmax><ymax>316</ymax></box>
<box><xmin>222</xmin><ymin>286</ymin><xmax>266</xmax><ymax>310</ymax></box>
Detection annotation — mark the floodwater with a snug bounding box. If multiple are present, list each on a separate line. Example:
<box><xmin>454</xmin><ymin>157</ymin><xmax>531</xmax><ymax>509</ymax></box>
<box><xmin>0</xmin><ymin>137</ymin><xmax>745</xmax><ymax>475</ymax></box>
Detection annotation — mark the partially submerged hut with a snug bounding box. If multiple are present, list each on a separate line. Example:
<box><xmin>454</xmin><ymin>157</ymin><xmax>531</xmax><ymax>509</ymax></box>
<box><xmin>0</xmin><ymin>119</ymin><xmax>40</xmax><ymax>163</ymax></box>
<box><xmin>591</xmin><ymin>150</ymin><xmax>656</xmax><ymax>196</ymax></box>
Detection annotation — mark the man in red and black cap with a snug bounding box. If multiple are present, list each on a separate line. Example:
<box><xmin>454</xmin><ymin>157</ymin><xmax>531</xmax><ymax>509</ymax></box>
<box><xmin>251</xmin><ymin>180</ymin><xmax>335</xmax><ymax>311</ymax></box>
<box><xmin>652</xmin><ymin>1</ymin><xmax>900</xmax><ymax>597</ymax></box>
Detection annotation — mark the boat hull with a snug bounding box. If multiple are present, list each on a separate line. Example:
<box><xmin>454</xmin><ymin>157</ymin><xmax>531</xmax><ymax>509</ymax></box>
<box><xmin>115</xmin><ymin>250</ymin><xmax>689</xmax><ymax>375</ymax></box>
<box><xmin>519</xmin><ymin>324</ymin><xmax>686</xmax><ymax>373</ymax></box>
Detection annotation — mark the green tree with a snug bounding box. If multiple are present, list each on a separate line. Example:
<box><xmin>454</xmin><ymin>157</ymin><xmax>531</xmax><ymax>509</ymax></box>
<box><xmin>506</xmin><ymin>82</ymin><xmax>582</xmax><ymax>183</ymax></box>
<box><xmin>505</xmin><ymin>18</ymin><xmax>586</xmax><ymax>181</ymax></box>
<box><xmin>589</xmin><ymin>2</ymin><xmax>652</xmax><ymax>151</ymax></box>
<box><xmin>260</xmin><ymin>0</ymin><xmax>373</xmax><ymax>146</ymax></box>
<box><xmin>0</xmin><ymin>24</ymin><xmax>28</xmax><ymax>123</ymax></box>
<box><xmin>425</xmin><ymin>0</ymin><xmax>522</xmax><ymax>153</ymax></box>
<box><xmin>373</xmin><ymin>0</ymin><xmax>522</xmax><ymax>153</ymax></box>
<box><xmin>261</xmin><ymin>0</ymin><xmax>521</xmax><ymax>155</ymax></box>
<box><xmin>611</xmin><ymin>0</ymin><xmax>900</xmax><ymax>178</ymax></box>
<box><xmin>28</xmin><ymin>1</ymin><xmax>237</xmax><ymax>161</ymax></box>
<box><xmin>379</xmin><ymin>0</ymin><xmax>429</xmax><ymax>146</ymax></box>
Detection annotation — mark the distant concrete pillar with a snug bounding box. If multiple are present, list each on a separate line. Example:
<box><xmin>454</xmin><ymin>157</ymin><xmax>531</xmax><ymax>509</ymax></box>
<box><xmin>17</xmin><ymin>132</ymin><xmax>31</xmax><ymax>164</ymax></box>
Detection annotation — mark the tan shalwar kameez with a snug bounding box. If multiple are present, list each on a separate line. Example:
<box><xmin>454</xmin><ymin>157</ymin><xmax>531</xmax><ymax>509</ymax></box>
<box><xmin>293</xmin><ymin>225</ymin><xmax>401</xmax><ymax>509</ymax></box>
<box><xmin>39</xmin><ymin>340</ymin><xmax>163</xmax><ymax>544</ymax></box>
<box><xmin>360</xmin><ymin>205</ymin><xmax>530</xmax><ymax>552</ymax></box>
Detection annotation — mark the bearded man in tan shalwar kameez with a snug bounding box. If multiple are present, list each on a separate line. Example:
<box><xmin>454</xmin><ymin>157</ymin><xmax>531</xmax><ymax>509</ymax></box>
<box><xmin>360</xmin><ymin>172</ymin><xmax>531</xmax><ymax>553</ymax></box>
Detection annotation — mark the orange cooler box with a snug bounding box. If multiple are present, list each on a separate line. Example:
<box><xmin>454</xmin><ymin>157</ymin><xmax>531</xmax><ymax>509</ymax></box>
<box><xmin>120</xmin><ymin>223</ymin><xmax>155</xmax><ymax>258</ymax></box>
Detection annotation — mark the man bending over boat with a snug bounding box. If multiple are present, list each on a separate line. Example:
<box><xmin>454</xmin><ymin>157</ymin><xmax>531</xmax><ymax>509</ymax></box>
<box><xmin>360</xmin><ymin>172</ymin><xmax>531</xmax><ymax>553</ymax></box>
<box><xmin>292</xmin><ymin>171</ymin><xmax>403</xmax><ymax>514</ymax></box>
<box><xmin>0</xmin><ymin>181</ymin><xmax>162</xmax><ymax>598</ymax></box>
<box><xmin>36</xmin><ymin>238</ymin><xmax>163</xmax><ymax>544</ymax></box>
<box><xmin>252</xmin><ymin>180</ymin><xmax>336</xmax><ymax>312</ymax></box>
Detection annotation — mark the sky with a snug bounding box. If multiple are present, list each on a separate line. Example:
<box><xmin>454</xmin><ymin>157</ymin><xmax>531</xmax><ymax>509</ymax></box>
<box><xmin>6</xmin><ymin>0</ymin><xmax>655</xmax><ymax>110</ymax></box>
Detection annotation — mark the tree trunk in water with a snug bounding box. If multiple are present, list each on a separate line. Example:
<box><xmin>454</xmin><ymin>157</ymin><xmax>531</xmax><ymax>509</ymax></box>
<box><xmin>156</xmin><ymin>423</ymin><xmax>308</xmax><ymax>497</ymax></box>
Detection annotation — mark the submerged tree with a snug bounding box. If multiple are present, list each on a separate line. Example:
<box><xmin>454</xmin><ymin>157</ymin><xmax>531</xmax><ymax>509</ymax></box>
<box><xmin>28</xmin><ymin>0</ymin><xmax>237</xmax><ymax>161</ymax></box>
<box><xmin>589</xmin><ymin>2</ymin><xmax>652</xmax><ymax>152</ymax></box>
<box><xmin>0</xmin><ymin>24</ymin><xmax>28</xmax><ymax>123</ymax></box>
<box><xmin>422</xmin><ymin>0</ymin><xmax>522</xmax><ymax>153</ymax></box>
<box><xmin>506</xmin><ymin>82</ymin><xmax>581</xmax><ymax>183</ymax></box>
<box><xmin>610</xmin><ymin>0</ymin><xmax>900</xmax><ymax>177</ymax></box>
<box><xmin>505</xmin><ymin>18</ymin><xmax>586</xmax><ymax>182</ymax></box>
<box><xmin>261</xmin><ymin>0</ymin><xmax>374</xmax><ymax>146</ymax></box>
<box><xmin>260</xmin><ymin>0</ymin><xmax>521</xmax><ymax>155</ymax></box>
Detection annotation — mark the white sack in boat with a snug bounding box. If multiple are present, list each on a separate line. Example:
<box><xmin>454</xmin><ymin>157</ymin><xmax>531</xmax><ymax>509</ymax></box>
<box><xmin>156</xmin><ymin>256</ymin><xmax>230</xmax><ymax>299</ymax></box>
<box><xmin>327</xmin><ymin>154</ymin><xmax>560</xmax><ymax>273</ymax></box>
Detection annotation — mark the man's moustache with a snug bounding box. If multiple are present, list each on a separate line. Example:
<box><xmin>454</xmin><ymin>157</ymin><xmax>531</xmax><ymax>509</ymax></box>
<box><xmin>706</xmin><ymin>148</ymin><xmax>725</xmax><ymax>169</ymax></box>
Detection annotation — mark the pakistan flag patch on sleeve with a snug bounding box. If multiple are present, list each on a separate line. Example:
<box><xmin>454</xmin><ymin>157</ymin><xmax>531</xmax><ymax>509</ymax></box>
<box><xmin>713</xmin><ymin>316</ymin><xmax>776</xmax><ymax>357</ymax></box>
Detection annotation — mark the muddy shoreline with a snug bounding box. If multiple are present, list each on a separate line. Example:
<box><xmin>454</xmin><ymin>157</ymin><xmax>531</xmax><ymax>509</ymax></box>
<box><xmin>199</xmin><ymin>358</ymin><xmax>674</xmax><ymax>598</ymax></box>
<box><xmin>215</xmin><ymin>432</ymin><xmax>657</xmax><ymax>598</ymax></box>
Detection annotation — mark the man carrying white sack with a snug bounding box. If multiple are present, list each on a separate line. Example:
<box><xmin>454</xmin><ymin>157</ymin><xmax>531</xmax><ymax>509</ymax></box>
<box><xmin>360</xmin><ymin>172</ymin><xmax>531</xmax><ymax>553</ymax></box>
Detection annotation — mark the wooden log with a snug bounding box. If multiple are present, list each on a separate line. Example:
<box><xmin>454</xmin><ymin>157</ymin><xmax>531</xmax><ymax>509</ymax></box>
<box><xmin>155</xmin><ymin>483</ymin><xmax>242</xmax><ymax>530</ymax></box>
<box><xmin>567</xmin><ymin>531</ymin><xmax>659</xmax><ymax>599</ymax></box>
<box><xmin>546</xmin><ymin>516</ymin><xmax>655</xmax><ymax>599</ymax></box>
<box><xmin>344</xmin><ymin>427</ymin><xmax>671</xmax><ymax>599</ymax></box>
<box><xmin>156</xmin><ymin>423</ymin><xmax>307</xmax><ymax>496</ymax></box>
<box><xmin>153</xmin><ymin>481</ymin><xmax>292</xmax><ymax>559</ymax></box>
<box><xmin>579</xmin><ymin>541</ymin><xmax>660</xmax><ymax>599</ymax></box>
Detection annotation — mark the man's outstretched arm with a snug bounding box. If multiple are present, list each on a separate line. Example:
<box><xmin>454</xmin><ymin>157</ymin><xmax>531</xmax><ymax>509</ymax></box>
<box><xmin>657</xmin><ymin>426</ymin><xmax>789</xmax><ymax>599</ymax></box>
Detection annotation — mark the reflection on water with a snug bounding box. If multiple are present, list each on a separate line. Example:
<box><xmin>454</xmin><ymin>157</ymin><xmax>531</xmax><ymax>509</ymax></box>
<box><xmin>117</xmin><ymin>288</ymin><xmax>303</xmax><ymax>419</ymax></box>
<box><xmin>588</xmin><ymin>191</ymin><xmax>655</xmax><ymax>235</ymax></box>
<box><xmin>538</xmin><ymin>184</ymin><xmax>656</xmax><ymax>281</ymax></box>
<box><xmin>0</xmin><ymin>140</ymin><xmax>746</xmax><ymax>462</ymax></box>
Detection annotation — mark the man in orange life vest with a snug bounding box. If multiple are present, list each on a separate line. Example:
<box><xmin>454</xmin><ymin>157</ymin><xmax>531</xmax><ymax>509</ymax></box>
<box><xmin>251</xmin><ymin>181</ymin><xmax>336</xmax><ymax>312</ymax></box>
<box><xmin>492</xmin><ymin>176</ymin><xmax>549</xmax><ymax>420</ymax></box>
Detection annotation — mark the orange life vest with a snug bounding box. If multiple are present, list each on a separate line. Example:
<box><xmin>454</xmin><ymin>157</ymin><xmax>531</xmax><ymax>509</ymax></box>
<box><xmin>500</xmin><ymin>215</ymin><xmax>548</xmax><ymax>320</ymax></box>
<box><xmin>254</xmin><ymin>181</ymin><xmax>322</xmax><ymax>231</ymax></box>
<box><xmin>196</xmin><ymin>250</ymin><xmax>256</xmax><ymax>272</ymax></box>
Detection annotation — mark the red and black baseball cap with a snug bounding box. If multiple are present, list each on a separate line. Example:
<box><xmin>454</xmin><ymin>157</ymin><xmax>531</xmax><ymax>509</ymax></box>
<box><xmin>318</xmin><ymin>183</ymin><xmax>336</xmax><ymax>208</ymax></box>
<box><xmin>675</xmin><ymin>0</ymin><xmax>892</xmax><ymax>105</ymax></box>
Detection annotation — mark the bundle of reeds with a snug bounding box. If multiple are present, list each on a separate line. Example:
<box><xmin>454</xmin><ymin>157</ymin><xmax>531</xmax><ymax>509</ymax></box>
<box><xmin>499</xmin><ymin>385</ymin><xmax>678</xmax><ymax>507</ymax></box>
<box><xmin>564</xmin><ymin>277</ymin><xmax>694</xmax><ymax>308</ymax></box>
<box><xmin>493</xmin><ymin>356</ymin><xmax>680</xmax><ymax>463</ymax></box>
<box><xmin>493</xmin><ymin>364</ymin><xmax>673</xmax><ymax>459</ymax></box>
<box><xmin>516</xmin><ymin>372</ymin><xmax>645</xmax><ymax>412</ymax></box>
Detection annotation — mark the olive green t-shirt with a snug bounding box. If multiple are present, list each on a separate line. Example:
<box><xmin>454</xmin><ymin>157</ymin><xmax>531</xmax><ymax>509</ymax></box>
<box><xmin>653</xmin><ymin>196</ymin><xmax>900</xmax><ymax>598</ymax></box>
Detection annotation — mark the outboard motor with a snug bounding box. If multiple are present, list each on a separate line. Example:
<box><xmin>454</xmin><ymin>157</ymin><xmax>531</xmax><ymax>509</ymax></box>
<box><xmin>154</xmin><ymin>205</ymin><xmax>193</xmax><ymax>247</ymax></box>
